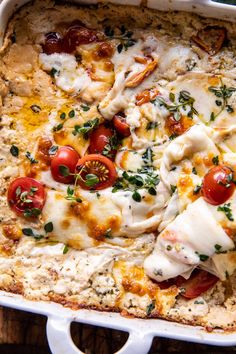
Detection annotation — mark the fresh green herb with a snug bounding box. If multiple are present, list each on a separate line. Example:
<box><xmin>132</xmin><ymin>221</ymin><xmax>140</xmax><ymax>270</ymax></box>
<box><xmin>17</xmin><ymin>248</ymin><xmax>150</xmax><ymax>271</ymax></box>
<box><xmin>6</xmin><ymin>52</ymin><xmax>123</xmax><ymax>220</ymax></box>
<box><xmin>215</xmin><ymin>244</ymin><xmax>222</xmax><ymax>253</ymax></box>
<box><xmin>29</xmin><ymin>186</ymin><xmax>38</xmax><ymax>196</ymax></box>
<box><xmin>194</xmin><ymin>300</ymin><xmax>204</xmax><ymax>305</ymax></box>
<box><xmin>24</xmin><ymin>208</ymin><xmax>42</xmax><ymax>218</ymax></box>
<box><xmin>22</xmin><ymin>228</ymin><xmax>44</xmax><ymax>240</ymax></box>
<box><xmin>44</xmin><ymin>222</ymin><xmax>53</xmax><ymax>233</ymax></box>
<box><xmin>104</xmin><ymin>26</ymin><xmax>114</xmax><ymax>37</ymax></box>
<box><xmin>102</xmin><ymin>133</ymin><xmax>120</xmax><ymax>159</ymax></box>
<box><xmin>142</xmin><ymin>147</ymin><xmax>153</xmax><ymax>166</ymax></box>
<box><xmin>104</xmin><ymin>25</ymin><xmax>136</xmax><ymax>53</ymax></box>
<box><xmin>132</xmin><ymin>190</ymin><xmax>142</xmax><ymax>202</ymax></box>
<box><xmin>195</xmin><ymin>252</ymin><xmax>209</xmax><ymax>262</ymax></box>
<box><xmin>50</xmin><ymin>68</ymin><xmax>59</xmax><ymax>77</ymax></box>
<box><xmin>59</xmin><ymin>165</ymin><xmax>70</xmax><ymax>177</ymax></box>
<box><xmin>192</xmin><ymin>167</ymin><xmax>197</xmax><ymax>175</ymax></box>
<box><xmin>68</xmin><ymin>110</ymin><xmax>75</xmax><ymax>118</ymax></box>
<box><xmin>217</xmin><ymin>203</ymin><xmax>234</xmax><ymax>221</ymax></box>
<box><xmin>30</xmin><ymin>104</ymin><xmax>41</xmax><ymax>113</ymax></box>
<box><xmin>146</xmin><ymin>300</ymin><xmax>155</xmax><ymax>316</ymax></box>
<box><xmin>81</xmin><ymin>104</ymin><xmax>90</xmax><ymax>112</ymax></box>
<box><xmin>193</xmin><ymin>185</ymin><xmax>202</xmax><ymax>194</ymax></box>
<box><xmin>60</xmin><ymin>112</ymin><xmax>66</xmax><ymax>120</ymax></box>
<box><xmin>63</xmin><ymin>245</ymin><xmax>69</xmax><ymax>254</ymax></box>
<box><xmin>153</xmin><ymin>90</ymin><xmax>198</xmax><ymax>121</ymax></box>
<box><xmin>65</xmin><ymin>186</ymin><xmax>82</xmax><ymax>203</ymax></box>
<box><xmin>72</xmin><ymin>118</ymin><xmax>99</xmax><ymax>139</ymax></box>
<box><xmin>85</xmin><ymin>174</ymin><xmax>99</xmax><ymax>188</ymax></box>
<box><xmin>212</xmin><ymin>155</ymin><xmax>219</xmax><ymax>165</ymax></box>
<box><xmin>169</xmin><ymin>134</ymin><xmax>178</xmax><ymax>141</ymax></box>
<box><xmin>170</xmin><ymin>185</ymin><xmax>177</xmax><ymax>195</ymax></box>
<box><xmin>186</xmin><ymin>58</ymin><xmax>197</xmax><ymax>71</ymax></box>
<box><xmin>53</xmin><ymin>123</ymin><xmax>64</xmax><ymax>132</ymax></box>
<box><xmin>166</xmin><ymin>245</ymin><xmax>172</xmax><ymax>251</ymax></box>
<box><xmin>10</xmin><ymin>145</ymin><xmax>19</xmax><ymax>157</ymax></box>
<box><xmin>208</xmin><ymin>79</ymin><xmax>236</xmax><ymax>121</ymax></box>
<box><xmin>104</xmin><ymin>228</ymin><xmax>113</xmax><ymax>239</ymax></box>
<box><xmin>25</xmin><ymin>151</ymin><xmax>38</xmax><ymax>164</ymax></box>
<box><xmin>22</xmin><ymin>228</ymin><xmax>34</xmax><ymax>236</ymax></box>
<box><xmin>146</xmin><ymin>121</ymin><xmax>159</xmax><ymax>130</ymax></box>
<box><xmin>225</xmin><ymin>270</ymin><xmax>229</xmax><ymax>279</ymax></box>
<box><xmin>48</xmin><ymin>145</ymin><xmax>58</xmax><ymax>155</ymax></box>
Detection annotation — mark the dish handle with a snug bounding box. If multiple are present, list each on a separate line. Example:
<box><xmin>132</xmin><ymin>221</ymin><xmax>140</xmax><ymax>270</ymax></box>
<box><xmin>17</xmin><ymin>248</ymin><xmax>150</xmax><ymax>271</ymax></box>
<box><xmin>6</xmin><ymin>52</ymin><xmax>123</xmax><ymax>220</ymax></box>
<box><xmin>47</xmin><ymin>315</ymin><xmax>153</xmax><ymax>354</ymax></box>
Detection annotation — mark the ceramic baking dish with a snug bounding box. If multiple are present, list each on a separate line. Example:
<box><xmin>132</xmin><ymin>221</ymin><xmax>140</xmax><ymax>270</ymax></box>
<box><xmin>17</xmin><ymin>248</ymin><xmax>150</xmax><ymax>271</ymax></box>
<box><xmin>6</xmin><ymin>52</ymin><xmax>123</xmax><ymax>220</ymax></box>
<box><xmin>0</xmin><ymin>0</ymin><xmax>236</xmax><ymax>353</ymax></box>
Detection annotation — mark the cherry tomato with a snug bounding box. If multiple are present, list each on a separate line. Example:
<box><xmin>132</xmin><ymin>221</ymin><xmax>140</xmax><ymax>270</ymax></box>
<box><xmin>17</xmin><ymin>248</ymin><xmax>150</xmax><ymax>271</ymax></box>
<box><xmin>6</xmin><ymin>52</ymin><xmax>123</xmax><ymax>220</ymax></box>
<box><xmin>113</xmin><ymin>113</ymin><xmax>131</xmax><ymax>137</ymax></box>
<box><xmin>89</xmin><ymin>124</ymin><xmax>117</xmax><ymax>159</ymax></box>
<box><xmin>157</xmin><ymin>269</ymin><xmax>218</xmax><ymax>299</ymax></box>
<box><xmin>75</xmin><ymin>154</ymin><xmax>117</xmax><ymax>190</ymax></box>
<box><xmin>50</xmin><ymin>146</ymin><xmax>80</xmax><ymax>184</ymax></box>
<box><xmin>8</xmin><ymin>177</ymin><xmax>46</xmax><ymax>216</ymax></box>
<box><xmin>62</xmin><ymin>23</ymin><xmax>98</xmax><ymax>53</ymax></box>
<box><xmin>180</xmin><ymin>270</ymin><xmax>219</xmax><ymax>299</ymax></box>
<box><xmin>42</xmin><ymin>32</ymin><xmax>63</xmax><ymax>54</ymax></box>
<box><xmin>202</xmin><ymin>166</ymin><xmax>235</xmax><ymax>205</ymax></box>
<box><xmin>165</xmin><ymin>114</ymin><xmax>194</xmax><ymax>137</ymax></box>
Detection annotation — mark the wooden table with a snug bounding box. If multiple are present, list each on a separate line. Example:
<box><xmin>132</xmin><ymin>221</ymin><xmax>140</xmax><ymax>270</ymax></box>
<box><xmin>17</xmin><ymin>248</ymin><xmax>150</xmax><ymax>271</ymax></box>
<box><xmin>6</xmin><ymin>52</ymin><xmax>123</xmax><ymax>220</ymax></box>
<box><xmin>0</xmin><ymin>306</ymin><xmax>235</xmax><ymax>354</ymax></box>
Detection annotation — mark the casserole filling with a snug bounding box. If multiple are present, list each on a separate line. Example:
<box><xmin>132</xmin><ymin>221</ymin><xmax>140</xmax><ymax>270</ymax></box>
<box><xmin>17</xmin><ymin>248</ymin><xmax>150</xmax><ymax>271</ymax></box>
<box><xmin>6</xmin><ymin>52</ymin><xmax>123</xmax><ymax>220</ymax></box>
<box><xmin>0</xmin><ymin>0</ymin><xmax>236</xmax><ymax>329</ymax></box>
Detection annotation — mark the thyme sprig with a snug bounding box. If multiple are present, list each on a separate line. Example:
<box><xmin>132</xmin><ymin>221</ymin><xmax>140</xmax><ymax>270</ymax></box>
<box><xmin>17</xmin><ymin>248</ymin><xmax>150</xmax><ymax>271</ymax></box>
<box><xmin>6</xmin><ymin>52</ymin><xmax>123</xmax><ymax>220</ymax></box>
<box><xmin>104</xmin><ymin>25</ymin><xmax>136</xmax><ymax>53</ymax></box>
<box><xmin>153</xmin><ymin>90</ymin><xmax>198</xmax><ymax>121</ymax></box>
<box><xmin>208</xmin><ymin>79</ymin><xmax>236</xmax><ymax>121</ymax></box>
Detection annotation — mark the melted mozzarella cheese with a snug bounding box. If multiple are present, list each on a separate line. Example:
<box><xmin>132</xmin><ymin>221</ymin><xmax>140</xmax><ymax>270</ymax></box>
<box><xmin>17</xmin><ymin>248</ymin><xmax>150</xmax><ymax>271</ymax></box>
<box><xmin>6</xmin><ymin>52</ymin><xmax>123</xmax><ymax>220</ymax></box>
<box><xmin>160</xmin><ymin>124</ymin><xmax>219</xmax><ymax>188</ymax></box>
<box><xmin>39</xmin><ymin>53</ymin><xmax>91</xmax><ymax>94</ymax></box>
<box><xmin>42</xmin><ymin>190</ymin><xmax>96</xmax><ymax>249</ymax></box>
<box><xmin>144</xmin><ymin>197</ymin><xmax>234</xmax><ymax>282</ymax></box>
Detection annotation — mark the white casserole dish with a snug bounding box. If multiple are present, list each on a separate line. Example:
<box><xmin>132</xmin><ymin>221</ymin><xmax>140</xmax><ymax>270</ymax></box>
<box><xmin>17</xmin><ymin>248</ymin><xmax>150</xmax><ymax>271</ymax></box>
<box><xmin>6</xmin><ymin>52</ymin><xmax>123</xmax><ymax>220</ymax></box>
<box><xmin>0</xmin><ymin>0</ymin><xmax>236</xmax><ymax>353</ymax></box>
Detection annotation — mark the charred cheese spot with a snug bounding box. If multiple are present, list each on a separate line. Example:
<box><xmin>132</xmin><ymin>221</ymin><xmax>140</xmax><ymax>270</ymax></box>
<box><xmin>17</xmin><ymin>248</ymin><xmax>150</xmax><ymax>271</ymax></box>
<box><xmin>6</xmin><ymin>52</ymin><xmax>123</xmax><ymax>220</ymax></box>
<box><xmin>2</xmin><ymin>224</ymin><xmax>22</xmax><ymax>241</ymax></box>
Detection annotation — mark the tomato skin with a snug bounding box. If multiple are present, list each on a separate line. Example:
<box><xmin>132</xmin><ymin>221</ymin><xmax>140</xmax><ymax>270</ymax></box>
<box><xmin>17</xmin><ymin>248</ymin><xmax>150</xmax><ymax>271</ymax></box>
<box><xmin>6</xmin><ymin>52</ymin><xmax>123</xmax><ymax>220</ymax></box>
<box><xmin>42</xmin><ymin>32</ymin><xmax>63</xmax><ymax>54</ymax></box>
<box><xmin>8</xmin><ymin>177</ymin><xmax>46</xmax><ymax>216</ymax></box>
<box><xmin>181</xmin><ymin>270</ymin><xmax>219</xmax><ymax>299</ymax></box>
<box><xmin>89</xmin><ymin>124</ymin><xmax>117</xmax><ymax>159</ymax></box>
<box><xmin>113</xmin><ymin>113</ymin><xmax>131</xmax><ymax>137</ymax></box>
<box><xmin>202</xmin><ymin>166</ymin><xmax>235</xmax><ymax>206</ymax></box>
<box><xmin>76</xmin><ymin>154</ymin><xmax>117</xmax><ymax>190</ymax></box>
<box><xmin>62</xmin><ymin>23</ymin><xmax>98</xmax><ymax>53</ymax></box>
<box><xmin>50</xmin><ymin>146</ymin><xmax>80</xmax><ymax>184</ymax></box>
<box><xmin>157</xmin><ymin>270</ymin><xmax>218</xmax><ymax>299</ymax></box>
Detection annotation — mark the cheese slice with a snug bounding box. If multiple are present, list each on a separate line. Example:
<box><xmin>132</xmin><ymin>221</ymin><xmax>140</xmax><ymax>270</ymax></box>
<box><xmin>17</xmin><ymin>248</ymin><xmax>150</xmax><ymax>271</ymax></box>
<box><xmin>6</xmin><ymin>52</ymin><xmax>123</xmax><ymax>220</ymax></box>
<box><xmin>144</xmin><ymin>197</ymin><xmax>234</xmax><ymax>282</ymax></box>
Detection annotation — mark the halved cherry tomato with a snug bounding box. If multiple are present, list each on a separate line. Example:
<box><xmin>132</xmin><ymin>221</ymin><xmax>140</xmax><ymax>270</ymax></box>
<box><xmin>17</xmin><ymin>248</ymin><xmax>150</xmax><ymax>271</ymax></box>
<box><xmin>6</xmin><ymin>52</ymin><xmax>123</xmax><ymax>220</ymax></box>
<box><xmin>192</xmin><ymin>26</ymin><xmax>226</xmax><ymax>55</ymax></box>
<box><xmin>89</xmin><ymin>124</ymin><xmax>117</xmax><ymax>160</ymax></box>
<box><xmin>157</xmin><ymin>269</ymin><xmax>218</xmax><ymax>299</ymax></box>
<box><xmin>62</xmin><ymin>22</ymin><xmax>99</xmax><ymax>53</ymax></box>
<box><xmin>136</xmin><ymin>88</ymin><xmax>159</xmax><ymax>106</ymax></box>
<box><xmin>75</xmin><ymin>154</ymin><xmax>117</xmax><ymax>190</ymax></box>
<box><xmin>50</xmin><ymin>146</ymin><xmax>80</xmax><ymax>184</ymax></box>
<box><xmin>42</xmin><ymin>32</ymin><xmax>63</xmax><ymax>54</ymax></box>
<box><xmin>8</xmin><ymin>177</ymin><xmax>46</xmax><ymax>216</ymax></box>
<box><xmin>113</xmin><ymin>113</ymin><xmax>131</xmax><ymax>137</ymax></box>
<box><xmin>202</xmin><ymin>165</ymin><xmax>235</xmax><ymax>205</ymax></box>
<box><xmin>180</xmin><ymin>270</ymin><xmax>219</xmax><ymax>299</ymax></box>
<box><xmin>165</xmin><ymin>114</ymin><xmax>194</xmax><ymax>137</ymax></box>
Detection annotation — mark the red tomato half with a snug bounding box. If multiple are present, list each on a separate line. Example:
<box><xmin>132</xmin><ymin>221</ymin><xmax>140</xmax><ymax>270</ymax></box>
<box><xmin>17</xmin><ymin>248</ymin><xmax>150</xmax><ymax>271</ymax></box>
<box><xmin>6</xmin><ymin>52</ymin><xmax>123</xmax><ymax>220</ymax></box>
<box><xmin>42</xmin><ymin>32</ymin><xmax>63</xmax><ymax>54</ymax></box>
<box><xmin>75</xmin><ymin>154</ymin><xmax>117</xmax><ymax>190</ymax></box>
<box><xmin>157</xmin><ymin>270</ymin><xmax>218</xmax><ymax>299</ymax></box>
<box><xmin>113</xmin><ymin>113</ymin><xmax>131</xmax><ymax>137</ymax></box>
<box><xmin>50</xmin><ymin>146</ymin><xmax>80</xmax><ymax>184</ymax></box>
<box><xmin>180</xmin><ymin>270</ymin><xmax>219</xmax><ymax>299</ymax></box>
<box><xmin>62</xmin><ymin>23</ymin><xmax>99</xmax><ymax>53</ymax></box>
<box><xmin>8</xmin><ymin>177</ymin><xmax>46</xmax><ymax>216</ymax></box>
<box><xmin>89</xmin><ymin>124</ymin><xmax>117</xmax><ymax>159</ymax></box>
<box><xmin>202</xmin><ymin>166</ymin><xmax>235</xmax><ymax>205</ymax></box>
